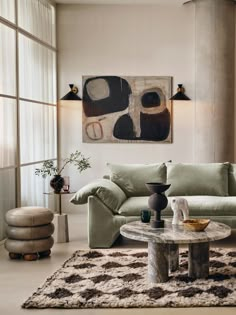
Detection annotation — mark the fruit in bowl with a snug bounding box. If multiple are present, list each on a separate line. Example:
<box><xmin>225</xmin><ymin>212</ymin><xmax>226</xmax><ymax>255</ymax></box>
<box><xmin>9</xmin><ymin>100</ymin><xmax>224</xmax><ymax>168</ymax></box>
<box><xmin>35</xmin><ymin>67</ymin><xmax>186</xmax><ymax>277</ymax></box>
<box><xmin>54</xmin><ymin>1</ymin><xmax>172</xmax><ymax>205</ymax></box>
<box><xmin>183</xmin><ymin>219</ymin><xmax>210</xmax><ymax>232</ymax></box>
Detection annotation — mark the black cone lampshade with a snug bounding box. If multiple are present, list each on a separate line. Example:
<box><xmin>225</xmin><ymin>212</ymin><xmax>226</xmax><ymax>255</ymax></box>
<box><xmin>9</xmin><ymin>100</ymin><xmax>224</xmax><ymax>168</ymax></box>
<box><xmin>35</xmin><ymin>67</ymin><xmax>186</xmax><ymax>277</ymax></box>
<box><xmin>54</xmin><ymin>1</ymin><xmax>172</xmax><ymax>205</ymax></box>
<box><xmin>170</xmin><ymin>84</ymin><xmax>191</xmax><ymax>101</ymax></box>
<box><xmin>60</xmin><ymin>84</ymin><xmax>82</xmax><ymax>100</ymax></box>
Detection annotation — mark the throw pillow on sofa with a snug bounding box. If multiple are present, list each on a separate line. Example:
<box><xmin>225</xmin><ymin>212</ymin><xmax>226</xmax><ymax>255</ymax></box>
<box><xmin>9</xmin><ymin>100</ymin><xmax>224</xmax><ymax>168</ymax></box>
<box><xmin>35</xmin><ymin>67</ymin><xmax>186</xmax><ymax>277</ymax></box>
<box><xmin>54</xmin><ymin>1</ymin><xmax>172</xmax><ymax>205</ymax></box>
<box><xmin>107</xmin><ymin>163</ymin><xmax>166</xmax><ymax>197</ymax></box>
<box><xmin>166</xmin><ymin>163</ymin><xmax>229</xmax><ymax>196</ymax></box>
<box><xmin>70</xmin><ymin>179</ymin><xmax>127</xmax><ymax>213</ymax></box>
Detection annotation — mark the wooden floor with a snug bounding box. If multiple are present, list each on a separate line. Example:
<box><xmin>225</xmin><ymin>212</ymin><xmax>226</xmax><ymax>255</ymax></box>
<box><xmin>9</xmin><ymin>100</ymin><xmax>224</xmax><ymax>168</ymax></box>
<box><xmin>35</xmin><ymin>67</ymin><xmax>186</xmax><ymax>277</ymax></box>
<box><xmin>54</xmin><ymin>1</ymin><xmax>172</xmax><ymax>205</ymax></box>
<box><xmin>0</xmin><ymin>209</ymin><xmax>236</xmax><ymax>314</ymax></box>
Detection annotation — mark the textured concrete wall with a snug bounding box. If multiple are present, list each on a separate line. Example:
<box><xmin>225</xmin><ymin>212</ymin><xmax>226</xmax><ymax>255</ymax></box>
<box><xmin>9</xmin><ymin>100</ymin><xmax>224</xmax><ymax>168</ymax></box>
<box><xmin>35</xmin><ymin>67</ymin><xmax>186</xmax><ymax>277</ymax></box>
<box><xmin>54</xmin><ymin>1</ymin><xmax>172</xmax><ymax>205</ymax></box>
<box><xmin>195</xmin><ymin>0</ymin><xmax>235</xmax><ymax>162</ymax></box>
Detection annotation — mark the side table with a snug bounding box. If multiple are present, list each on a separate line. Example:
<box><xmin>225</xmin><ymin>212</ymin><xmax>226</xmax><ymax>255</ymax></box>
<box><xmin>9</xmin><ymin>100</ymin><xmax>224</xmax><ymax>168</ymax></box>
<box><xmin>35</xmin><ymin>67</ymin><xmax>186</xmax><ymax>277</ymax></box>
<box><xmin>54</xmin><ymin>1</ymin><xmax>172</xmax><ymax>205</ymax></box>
<box><xmin>44</xmin><ymin>191</ymin><xmax>75</xmax><ymax>243</ymax></box>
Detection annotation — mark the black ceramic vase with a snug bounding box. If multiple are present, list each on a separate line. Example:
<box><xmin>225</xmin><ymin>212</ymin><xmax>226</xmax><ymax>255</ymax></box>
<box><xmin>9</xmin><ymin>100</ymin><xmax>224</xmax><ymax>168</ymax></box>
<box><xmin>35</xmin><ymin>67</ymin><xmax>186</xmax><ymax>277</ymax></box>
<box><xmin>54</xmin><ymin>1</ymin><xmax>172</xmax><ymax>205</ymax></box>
<box><xmin>50</xmin><ymin>175</ymin><xmax>64</xmax><ymax>193</ymax></box>
<box><xmin>146</xmin><ymin>182</ymin><xmax>171</xmax><ymax>228</ymax></box>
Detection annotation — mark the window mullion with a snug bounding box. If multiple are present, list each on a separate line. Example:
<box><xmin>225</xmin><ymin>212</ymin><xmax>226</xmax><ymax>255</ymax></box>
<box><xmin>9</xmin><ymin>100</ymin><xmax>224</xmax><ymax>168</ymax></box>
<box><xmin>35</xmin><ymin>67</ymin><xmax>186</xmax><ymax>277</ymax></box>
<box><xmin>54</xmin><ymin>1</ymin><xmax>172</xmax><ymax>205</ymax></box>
<box><xmin>15</xmin><ymin>0</ymin><xmax>21</xmax><ymax>207</ymax></box>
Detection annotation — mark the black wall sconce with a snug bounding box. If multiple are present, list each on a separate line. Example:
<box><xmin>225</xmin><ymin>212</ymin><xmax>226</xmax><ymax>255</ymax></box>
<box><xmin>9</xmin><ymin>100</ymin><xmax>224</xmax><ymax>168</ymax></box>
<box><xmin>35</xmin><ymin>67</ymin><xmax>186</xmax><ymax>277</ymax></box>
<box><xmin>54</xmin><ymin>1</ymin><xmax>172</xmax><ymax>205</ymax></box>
<box><xmin>170</xmin><ymin>84</ymin><xmax>191</xmax><ymax>101</ymax></box>
<box><xmin>60</xmin><ymin>84</ymin><xmax>82</xmax><ymax>100</ymax></box>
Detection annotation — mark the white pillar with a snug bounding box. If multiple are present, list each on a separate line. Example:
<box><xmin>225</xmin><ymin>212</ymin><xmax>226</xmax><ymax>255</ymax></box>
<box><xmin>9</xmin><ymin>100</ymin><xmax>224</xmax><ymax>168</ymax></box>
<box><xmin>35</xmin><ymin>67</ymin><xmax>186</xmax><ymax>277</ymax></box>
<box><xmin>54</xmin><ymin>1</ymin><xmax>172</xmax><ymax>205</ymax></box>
<box><xmin>194</xmin><ymin>0</ymin><xmax>235</xmax><ymax>162</ymax></box>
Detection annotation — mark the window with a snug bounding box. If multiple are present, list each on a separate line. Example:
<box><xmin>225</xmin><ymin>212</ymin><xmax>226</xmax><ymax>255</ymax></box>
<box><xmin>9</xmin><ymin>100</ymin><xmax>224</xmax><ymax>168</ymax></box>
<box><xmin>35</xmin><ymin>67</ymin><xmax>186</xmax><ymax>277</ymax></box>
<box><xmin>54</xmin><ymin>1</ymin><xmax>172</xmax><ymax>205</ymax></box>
<box><xmin>0</xmin><ymin>23</ymin><xmax>16</xmax><ymax>96</ymax></box>
<box><xmin>19</xmin><ymin>34</ymin><xmax>56</xmax><ymax>103</ymax></box>
<box><xmin>20</xmin><ymin>101</ymin><xmax>56</xmax><ymax>164</ymax></box>
<box><xmin>18</xmin><ymin>0</ymin><xmax>56</xmax><ymax>47</ymax></box>
<box><xmin>0</xmin><ymin>0</ymin><xmax>15</xmax><ymax>23</ymax></box>
<box><xmin>0</xmin><ymin>97</ymin><xmax>17</xmax><ymax>168</ymax></box>
<box><xmin>0</xmin><ymin>0</ymin><xmax>57</xmax><ymax>240</ymax></box>
<box><xmin>21</xmin><ymin>163</ymin><xmax>50</xmax><ymax>206</ymax></box>
<box><xmin>0</xmin><ymin>169</ymin><xmax>16</xmax><ymax>240</ymax></box>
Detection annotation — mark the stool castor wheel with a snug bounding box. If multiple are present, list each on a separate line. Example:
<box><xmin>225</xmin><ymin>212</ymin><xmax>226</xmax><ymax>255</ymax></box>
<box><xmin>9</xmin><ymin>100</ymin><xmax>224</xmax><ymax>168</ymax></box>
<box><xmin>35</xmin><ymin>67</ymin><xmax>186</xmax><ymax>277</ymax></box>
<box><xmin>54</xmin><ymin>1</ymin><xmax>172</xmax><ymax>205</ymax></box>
<box><xmin>23</xmin><ymin>253</ymin><xmax>38</xmax><ymax>261</ymax></box>
<box><xmin>39</xmin><ymin>249</ymin><xmax>51</xmax><ymax>258</ymax></box>
<box><xmin>9</xmin><ymin>252</ymin><xmax>22</xmax><ymax>260</ymax></box>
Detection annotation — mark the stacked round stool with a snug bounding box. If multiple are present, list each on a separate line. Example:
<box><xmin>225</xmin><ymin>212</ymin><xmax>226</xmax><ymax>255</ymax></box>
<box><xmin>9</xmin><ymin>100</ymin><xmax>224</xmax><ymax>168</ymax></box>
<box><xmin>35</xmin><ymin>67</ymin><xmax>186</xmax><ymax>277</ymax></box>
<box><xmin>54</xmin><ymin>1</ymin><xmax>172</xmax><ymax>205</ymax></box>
<box><xmin>5</xmin><ymin>207</ymin><xmax>54</xmax><ymax>261</ymax></box>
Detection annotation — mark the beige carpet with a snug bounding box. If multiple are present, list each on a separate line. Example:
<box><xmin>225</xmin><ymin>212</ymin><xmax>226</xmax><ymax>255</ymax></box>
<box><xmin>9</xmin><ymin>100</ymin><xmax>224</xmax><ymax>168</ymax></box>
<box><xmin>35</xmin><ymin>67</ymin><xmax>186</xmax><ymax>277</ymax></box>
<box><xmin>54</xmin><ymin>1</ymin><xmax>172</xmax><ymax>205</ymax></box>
<box><xmin>22</xmin><ymin>248</ymin><xmax>236</xmax><ymax>308</ymax></box>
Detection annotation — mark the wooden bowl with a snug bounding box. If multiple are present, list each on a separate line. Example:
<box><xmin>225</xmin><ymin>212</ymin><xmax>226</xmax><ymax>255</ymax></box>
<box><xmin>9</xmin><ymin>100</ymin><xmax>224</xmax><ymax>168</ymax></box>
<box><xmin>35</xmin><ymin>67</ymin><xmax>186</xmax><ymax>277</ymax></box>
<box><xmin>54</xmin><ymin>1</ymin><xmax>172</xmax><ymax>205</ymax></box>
<box><xmin>183</xmin><ymin>219</ymin><xmax>210</xmax><ymax>232</ymax></box>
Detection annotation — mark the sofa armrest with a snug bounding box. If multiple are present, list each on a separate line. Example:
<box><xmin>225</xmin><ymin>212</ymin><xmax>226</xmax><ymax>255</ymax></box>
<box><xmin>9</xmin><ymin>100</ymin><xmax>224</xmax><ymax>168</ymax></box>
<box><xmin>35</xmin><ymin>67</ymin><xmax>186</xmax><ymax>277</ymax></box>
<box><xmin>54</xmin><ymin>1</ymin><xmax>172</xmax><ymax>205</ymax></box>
<box><xmin>88</xmin><ymin>196</ymin><xmax>126</xmax><ymax>248</ymax></box>
<box><xmin>70</xmin><ymin>179</ymin><xmax>127</xmax><ymax>214</ymax></box>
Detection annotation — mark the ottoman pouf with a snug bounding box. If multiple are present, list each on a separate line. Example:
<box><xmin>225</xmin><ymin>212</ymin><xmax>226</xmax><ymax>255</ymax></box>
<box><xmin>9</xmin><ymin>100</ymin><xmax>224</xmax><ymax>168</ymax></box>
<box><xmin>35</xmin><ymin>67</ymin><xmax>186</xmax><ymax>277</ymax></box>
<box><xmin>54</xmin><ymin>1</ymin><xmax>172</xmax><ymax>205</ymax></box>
<box><xmin>5</xmin><ymin>207</ymin><xmax>54</xmax><ymax>261</ymax></box>
<box><xmin>6</xmin><ymin>223</ymin><xmax>54</xmax><ymax>240</ymax></box>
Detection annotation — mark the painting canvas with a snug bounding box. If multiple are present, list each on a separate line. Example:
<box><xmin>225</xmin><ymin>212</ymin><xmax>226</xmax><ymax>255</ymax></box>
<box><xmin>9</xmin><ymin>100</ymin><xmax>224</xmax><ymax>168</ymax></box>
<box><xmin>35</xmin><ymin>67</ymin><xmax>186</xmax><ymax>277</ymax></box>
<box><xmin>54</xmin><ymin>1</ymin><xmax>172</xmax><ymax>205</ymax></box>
<box><xmin>82</xmin><ymin>76</ymin><xmax>172</xmax><ymax>143</ymax></box>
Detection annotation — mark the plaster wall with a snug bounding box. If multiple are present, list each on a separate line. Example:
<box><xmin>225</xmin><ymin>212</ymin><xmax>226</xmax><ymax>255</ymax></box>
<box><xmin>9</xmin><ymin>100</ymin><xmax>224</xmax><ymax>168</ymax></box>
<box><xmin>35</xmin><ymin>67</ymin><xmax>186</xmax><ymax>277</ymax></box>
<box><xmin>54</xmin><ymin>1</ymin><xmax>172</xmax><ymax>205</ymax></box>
<box><xmin>57</xmin><ymin>4</ymin><xmax>195</xmax><ymax>197</ymax></box>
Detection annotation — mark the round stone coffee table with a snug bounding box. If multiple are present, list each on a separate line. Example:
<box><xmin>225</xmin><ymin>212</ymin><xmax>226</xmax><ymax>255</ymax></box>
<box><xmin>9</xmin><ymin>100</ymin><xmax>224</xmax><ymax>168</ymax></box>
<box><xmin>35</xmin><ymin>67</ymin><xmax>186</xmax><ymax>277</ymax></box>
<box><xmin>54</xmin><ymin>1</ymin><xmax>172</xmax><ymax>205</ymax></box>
<box><xmin>120</xmin><ymin>220</ymin><xmax>231</xmax><ymax>283</ymax></box>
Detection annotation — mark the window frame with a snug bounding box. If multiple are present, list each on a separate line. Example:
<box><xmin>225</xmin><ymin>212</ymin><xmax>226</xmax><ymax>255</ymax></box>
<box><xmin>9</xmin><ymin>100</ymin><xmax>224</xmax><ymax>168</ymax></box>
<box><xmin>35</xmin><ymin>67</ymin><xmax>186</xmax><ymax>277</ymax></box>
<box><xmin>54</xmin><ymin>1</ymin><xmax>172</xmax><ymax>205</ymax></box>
<box><xmin>0</xmin><ymin>0</ymin><xmax>57</xmax><ymax>207</ymax></box>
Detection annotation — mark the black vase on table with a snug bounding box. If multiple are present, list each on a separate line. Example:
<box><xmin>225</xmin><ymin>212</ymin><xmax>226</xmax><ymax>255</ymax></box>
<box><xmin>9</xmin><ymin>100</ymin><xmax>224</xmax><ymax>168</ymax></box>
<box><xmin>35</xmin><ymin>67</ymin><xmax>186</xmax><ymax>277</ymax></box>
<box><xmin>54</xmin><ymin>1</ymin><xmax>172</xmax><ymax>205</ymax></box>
<box><xmin>50</xmin><ymin>175</ymin><xmax>64</xmax><ymax>194</ymax></box>
<box><xmin>146</xmin><ymin>182</ymin><xmax>171</xmax><ymax>228</ymax></box>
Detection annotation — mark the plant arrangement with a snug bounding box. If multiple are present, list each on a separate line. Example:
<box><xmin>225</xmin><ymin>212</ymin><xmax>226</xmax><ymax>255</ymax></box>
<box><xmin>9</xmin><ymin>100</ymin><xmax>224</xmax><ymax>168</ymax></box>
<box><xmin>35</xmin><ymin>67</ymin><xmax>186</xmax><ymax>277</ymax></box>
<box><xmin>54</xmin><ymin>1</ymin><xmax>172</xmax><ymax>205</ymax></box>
<box><xmin>35</xmin><ymin>150</ymin><xmax>91</xmax><ymax>193</ymax></box>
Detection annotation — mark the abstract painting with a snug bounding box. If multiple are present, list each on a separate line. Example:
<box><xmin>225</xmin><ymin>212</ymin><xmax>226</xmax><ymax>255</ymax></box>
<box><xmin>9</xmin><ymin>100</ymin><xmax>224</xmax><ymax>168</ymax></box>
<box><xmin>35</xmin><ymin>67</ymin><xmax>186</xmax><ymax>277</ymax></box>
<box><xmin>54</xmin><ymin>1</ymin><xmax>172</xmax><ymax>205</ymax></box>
<box><xmin>82</xmin><ymin>76</ymin><xmax>172</xmax><ymax>143</ymax></box>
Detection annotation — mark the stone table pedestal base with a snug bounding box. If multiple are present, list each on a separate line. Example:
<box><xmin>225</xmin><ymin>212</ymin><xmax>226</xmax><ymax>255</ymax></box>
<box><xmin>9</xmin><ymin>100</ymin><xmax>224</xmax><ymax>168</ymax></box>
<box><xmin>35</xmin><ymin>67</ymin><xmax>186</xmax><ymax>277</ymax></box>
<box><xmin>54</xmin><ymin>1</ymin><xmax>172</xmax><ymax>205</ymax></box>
<box><xmin>148</xmin><ymin>242</ymin><xmax>210</xmax><ymax>283</ymax></box>
<box><xmin>148</xmin><ymin>242</ymin><xmax>169</xmax><ymax>283</ymax></box>
<box><xmin>188</xmin><ymin>242</ymin><xmax>209</xmax><ymax>278</ymax></box>
<box><xmin>169</xmin><ymin>244</ymin><xmax>179</xmax><ymax>272</ymax></box>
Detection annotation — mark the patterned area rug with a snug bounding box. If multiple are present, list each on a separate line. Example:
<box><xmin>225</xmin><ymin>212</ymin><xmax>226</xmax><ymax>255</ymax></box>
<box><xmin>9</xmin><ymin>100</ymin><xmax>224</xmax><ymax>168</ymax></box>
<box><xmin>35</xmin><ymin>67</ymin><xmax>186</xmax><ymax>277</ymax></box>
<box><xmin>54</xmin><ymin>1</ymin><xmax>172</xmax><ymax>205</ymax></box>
<box><xmin>22</xmin><ymin>248</ymin><xmax>236</xmax><ymax>308</ymax></box>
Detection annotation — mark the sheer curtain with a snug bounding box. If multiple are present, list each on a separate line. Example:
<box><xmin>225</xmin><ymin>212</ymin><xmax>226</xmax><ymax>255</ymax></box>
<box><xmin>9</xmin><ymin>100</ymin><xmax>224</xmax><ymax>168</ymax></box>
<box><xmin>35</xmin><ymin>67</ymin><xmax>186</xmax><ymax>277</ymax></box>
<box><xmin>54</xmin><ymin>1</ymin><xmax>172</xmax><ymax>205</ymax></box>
<box><xmin>19</xmin><ymin>34</ymin><xmax>56</xmax><ymax>104</ymax></box>
<box><xmin>0</xmin><ymin>23</ymin><xmax>16</xmax><ymax>96</ymax></box>
<box><xmin>0</xmin><ymin>98</ymin><xmax>17</xmax><ymax>168</ymax></box>
<box><xmin>0</xmin><ymin>169</ymin><xmax>16</xmax><ymax>240</ymax></box>
<box><xmin>18</xmin><ymin>1</ymin><xmax>57</xmax><ymax>206</ymax></box>
<box><xmin>21</xmin><ymin>164</ymin><xmax>50</xmax><ymax>207</ymax></box>
<box><xmin>0</xmin><ymin>6</ymin><xmax>17</xmax><ymax>240</ymax></box>
<box><xmin>18</xmin><ymin>0</ymin><xmax>56</xmax><ymax>46</ymax></box>
<box><xmin>20</xmin><ymin>101</ymin><xmax>56</xmax><ymax>164</ymax></box>
<box><xmin>0</xmin><ymin>0</ymin><xmax>15</xmax><ymax>23</ymax></box>
<box><xmin>0</xmin><ymin>98</ymin><xmax>17</xmax><ymax>240</ymax></box>
<box><xmin>0</xmin><ymin>0</ymin><xmax>57</xmax><ymax>240</ymax></box>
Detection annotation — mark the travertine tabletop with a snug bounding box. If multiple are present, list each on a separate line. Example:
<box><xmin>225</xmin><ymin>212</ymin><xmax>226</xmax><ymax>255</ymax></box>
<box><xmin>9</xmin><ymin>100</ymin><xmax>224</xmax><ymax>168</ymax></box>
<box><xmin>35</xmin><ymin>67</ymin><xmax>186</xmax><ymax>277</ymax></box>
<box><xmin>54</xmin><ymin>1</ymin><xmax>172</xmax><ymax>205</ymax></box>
<box><xmin>120</xmin><ymin>220</ymin><xmax>231</xmax><ymax>244</ymax></box>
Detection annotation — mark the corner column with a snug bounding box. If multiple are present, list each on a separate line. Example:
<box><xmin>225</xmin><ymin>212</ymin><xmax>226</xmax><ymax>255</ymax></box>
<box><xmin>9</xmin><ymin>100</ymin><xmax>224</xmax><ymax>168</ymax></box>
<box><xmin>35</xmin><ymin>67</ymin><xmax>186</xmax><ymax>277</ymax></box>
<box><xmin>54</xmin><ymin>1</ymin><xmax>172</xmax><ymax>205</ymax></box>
<box><xmin>194</xmin><ymin>0</ymin><xmax>235</xmax><ymax>162</ymax></box>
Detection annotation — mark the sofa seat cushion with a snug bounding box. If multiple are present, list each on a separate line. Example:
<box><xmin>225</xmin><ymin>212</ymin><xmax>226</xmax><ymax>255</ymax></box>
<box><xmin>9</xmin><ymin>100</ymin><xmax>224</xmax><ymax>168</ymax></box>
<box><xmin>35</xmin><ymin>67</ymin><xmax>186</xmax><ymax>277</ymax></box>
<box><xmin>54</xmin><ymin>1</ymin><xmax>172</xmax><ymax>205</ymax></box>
<box><xmin>119</xmin><ymin>197</ymin><xmax>151</xmax><ymax>216</ymax></box>
<box><xmin>119</xmin><ymin>196</ymin><xmax>236</xmax><ymax>217</ymax></box>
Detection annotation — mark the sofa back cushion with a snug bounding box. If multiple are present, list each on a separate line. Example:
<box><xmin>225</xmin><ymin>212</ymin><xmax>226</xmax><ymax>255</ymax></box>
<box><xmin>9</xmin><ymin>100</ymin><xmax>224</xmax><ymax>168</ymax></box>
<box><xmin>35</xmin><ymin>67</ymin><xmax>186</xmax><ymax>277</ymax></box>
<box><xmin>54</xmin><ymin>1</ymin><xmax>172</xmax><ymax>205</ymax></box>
<box><xmin>166</xmin><ymin>163</ymin><xmax>228</xmax><ymax>196</ymax></box>
<box><xmin>107</xmin><ymin>163</ymin><xmax>166</xmax><ymax>197</ymax></box>
<box><xmin>229</xmin><ymin>163</ymin><xmax>236</xmax><ymax>196</ymax></box>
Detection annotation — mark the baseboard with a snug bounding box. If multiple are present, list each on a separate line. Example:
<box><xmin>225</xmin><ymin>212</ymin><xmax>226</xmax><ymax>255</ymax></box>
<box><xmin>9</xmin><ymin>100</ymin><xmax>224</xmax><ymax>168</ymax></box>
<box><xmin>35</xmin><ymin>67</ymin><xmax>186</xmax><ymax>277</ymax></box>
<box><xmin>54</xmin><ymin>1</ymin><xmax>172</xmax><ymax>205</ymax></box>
<box><xmin>0</xmin><ymin>239</ymin><xmax>5</xmax><ymax>246</ymax></box>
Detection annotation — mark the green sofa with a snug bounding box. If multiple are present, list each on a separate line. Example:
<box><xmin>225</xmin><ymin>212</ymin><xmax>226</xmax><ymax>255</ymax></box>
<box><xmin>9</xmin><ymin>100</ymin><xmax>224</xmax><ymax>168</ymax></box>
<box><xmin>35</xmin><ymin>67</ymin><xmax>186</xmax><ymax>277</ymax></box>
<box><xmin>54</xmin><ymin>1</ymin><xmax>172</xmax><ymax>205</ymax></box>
<box><xmin>71</xmin><ymin>162</ymin><xmax>236</xmax><ymax>248</ymax></box>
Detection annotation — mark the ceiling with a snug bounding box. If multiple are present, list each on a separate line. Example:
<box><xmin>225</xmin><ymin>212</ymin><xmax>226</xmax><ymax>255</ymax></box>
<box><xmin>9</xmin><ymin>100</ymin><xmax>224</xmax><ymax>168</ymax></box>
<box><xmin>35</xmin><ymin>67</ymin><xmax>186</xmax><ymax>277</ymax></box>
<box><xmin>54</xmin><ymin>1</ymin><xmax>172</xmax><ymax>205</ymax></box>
<box><xmin>55</xmin><ymin>0</ymin><xmax>187</xmax><ymax>5</ymax></box>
